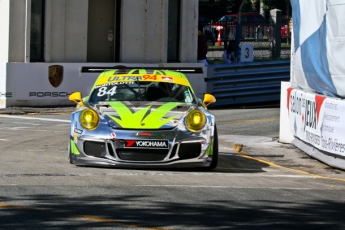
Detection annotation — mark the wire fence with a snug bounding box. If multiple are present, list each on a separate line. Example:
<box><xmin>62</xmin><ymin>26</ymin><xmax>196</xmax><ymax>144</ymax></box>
<box><xmin>203</xmin><ymin>21</ymin><xmax>291</xmax><ymax>61</ymax></box>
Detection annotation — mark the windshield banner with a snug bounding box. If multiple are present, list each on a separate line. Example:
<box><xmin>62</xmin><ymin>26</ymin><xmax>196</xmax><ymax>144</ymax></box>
<box><xmin>95</xmin><ymin>74</ymin><xmax>190</xmax><ymax>87</ymax></box>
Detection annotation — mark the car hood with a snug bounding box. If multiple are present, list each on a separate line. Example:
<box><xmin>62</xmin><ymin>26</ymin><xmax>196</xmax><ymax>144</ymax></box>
<box><xmin>95</xmin><ymin>101</ymin><xmax>194</xmax><ymax>130</ymax></box>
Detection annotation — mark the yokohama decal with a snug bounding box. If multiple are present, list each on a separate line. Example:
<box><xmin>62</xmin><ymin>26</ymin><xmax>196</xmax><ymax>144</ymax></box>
<box><xmin>125</xmin><ymin>140</ymin><xmax>168</xmax><ymax>149</ymax></box>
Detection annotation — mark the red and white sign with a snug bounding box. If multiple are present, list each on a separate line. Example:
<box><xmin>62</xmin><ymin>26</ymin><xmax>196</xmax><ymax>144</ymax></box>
<box><xmin>287</xmin><ymin>87</ymin><xmax>345</xmax><ymax>156</ymax></box>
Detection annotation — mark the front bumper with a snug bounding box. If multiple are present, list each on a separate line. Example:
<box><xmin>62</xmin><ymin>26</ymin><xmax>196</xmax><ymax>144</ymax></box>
<box><xmin>70</xmin><ymin>129</ymin><xmax>213</xmax><ymax>168</ymax></box>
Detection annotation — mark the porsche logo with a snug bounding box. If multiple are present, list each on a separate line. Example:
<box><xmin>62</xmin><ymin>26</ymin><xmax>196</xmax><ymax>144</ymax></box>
<box><xmin>48</xmin><ymin>65</ymin><xmax>64</xmax><ymax>88</ymax></box>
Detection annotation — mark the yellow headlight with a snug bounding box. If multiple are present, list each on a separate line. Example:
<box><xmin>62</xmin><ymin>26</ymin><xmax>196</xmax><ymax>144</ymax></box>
<box><xmin>80</xmin><ymin>109</ymin><xmax>99</xmax><ymax>130</ymax></box>
<box><xmin>186</xmin><ymin>109</ymin><xmax>206</xmax><ymax>132</ymax></box>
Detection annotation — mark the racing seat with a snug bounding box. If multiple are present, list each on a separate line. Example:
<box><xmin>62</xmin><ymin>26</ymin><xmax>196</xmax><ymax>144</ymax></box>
<box><xmin>146</xmin><ymin>85</ymin><xmax>166</xmax><ymax>101</ymax></box>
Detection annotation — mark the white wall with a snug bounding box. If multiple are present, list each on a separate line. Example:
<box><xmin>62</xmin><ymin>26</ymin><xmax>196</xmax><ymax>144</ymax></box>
<box><xmin>0</xmin><ymin>0</ymin><xmax>10</xmax><ymax>62</ymax></box>
<box><xmin>0</xmin><ymin>63</ymin><xmax>8</xmax><ymax>108</ymax></box>
<box><xmin>279</xmin><ymin>81</ymin><xmax>294</xmax><ymax>143</ymax></box>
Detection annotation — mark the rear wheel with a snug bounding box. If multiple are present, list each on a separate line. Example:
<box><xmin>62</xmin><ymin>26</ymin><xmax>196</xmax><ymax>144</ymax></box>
<box><xmin>209</xmin><ymin>125</ymin><xmax>219</xmax><ymax>169</ymax></box>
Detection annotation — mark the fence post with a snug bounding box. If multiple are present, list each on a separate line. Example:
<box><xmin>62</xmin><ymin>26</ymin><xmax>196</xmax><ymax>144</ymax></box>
<box><xmin>269</xmin><ymin>9</ymin><xmax>282</xmax><ymax>58</ymax></box>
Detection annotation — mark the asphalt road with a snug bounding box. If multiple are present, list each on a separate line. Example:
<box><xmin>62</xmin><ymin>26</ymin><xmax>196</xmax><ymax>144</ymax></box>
<box><xmin>0</xmin><ymin>107</ymin><xmax>345</xmax><ymax>229</ymax></box>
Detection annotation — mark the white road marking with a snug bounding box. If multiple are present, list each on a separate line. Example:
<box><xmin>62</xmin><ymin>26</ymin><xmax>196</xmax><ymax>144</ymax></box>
<box><xmin>0</xmin><ymin>172</ymin><xmax>313</xmax><ymax>178</ymax></box>
<box><xmin>0</xmin><ymin>139</ymin><xmax>9</xmax><ymax>141</ymax></box>
<box><xmin>134</xmin><ymin>185</ymin><xmax>314</xmax><ymax>189</ymax></box>
<box><xmin>0</xmin><ymin>115</ymin><xmax>70</xmax><ymax>123</ymax></box>
<box><xmin>12</xmin><ymin>121</ymin><xmax>40</xmax><ymax>125</ymax></box>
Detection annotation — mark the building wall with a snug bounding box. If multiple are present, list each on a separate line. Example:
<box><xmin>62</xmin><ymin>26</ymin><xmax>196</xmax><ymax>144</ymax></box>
<box><xmin>180</xmin><ymin>0</ymin><xmax>198</xmax><ymax>63</ymax></box>
<box><xmin>0</xmin><ymin>0</ymin><xmax>10</xmax><ymax>62</ymax></box>
<box><xmin>8</xmin><ymin>0</ymin><xmax>26</xmax><ymax>62</ymax></box>
<box><xmin>120</xmin><ymin>0</ymin><xmax>168</xmax><ymax>63</ymax></box>
<box><xmin>45</xmin><ymin>0</ymin><xmax>88</xmax><ymax>62</ymax></box>
<box><xmin>120</xmin><ymin>0</ymin><xmax>198</xmax><ymax>63</ymax></box>
<box><xmin>3</xmin><ymin>0</ymin><xmax>199</xmax><ymax>63</ymax></box>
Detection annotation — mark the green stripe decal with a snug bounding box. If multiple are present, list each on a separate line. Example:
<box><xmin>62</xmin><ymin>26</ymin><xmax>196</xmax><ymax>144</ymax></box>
<box><xmin>71</xmin><ymin>140</ymin><xmax>80</xmax><ymax>155</ymax></box>
<box><xmin>107</xmin><ymin>101</ymin><xmax>181</xmax><ymax>129</ymax></box>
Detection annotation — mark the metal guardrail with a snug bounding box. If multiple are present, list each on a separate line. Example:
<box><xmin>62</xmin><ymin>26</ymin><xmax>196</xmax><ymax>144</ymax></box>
<box><xmin>206</xmin><ymin>60</ymin><xmax>290</xmax><ymax>107</ymax></box>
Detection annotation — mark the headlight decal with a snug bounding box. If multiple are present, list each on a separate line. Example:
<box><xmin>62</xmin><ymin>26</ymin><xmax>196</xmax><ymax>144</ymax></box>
<box><xmin>185</xmin><ymin>109</ymin><xmax>206</xmax><ymax>132</ymax></box>
<box><xmin>79</xmin><ymin>109</ymin><xmax>100</xmax><ymax>130</ymax></box>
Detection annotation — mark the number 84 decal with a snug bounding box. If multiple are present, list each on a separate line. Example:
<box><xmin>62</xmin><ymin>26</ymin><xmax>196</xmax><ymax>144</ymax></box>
<box><xmin>97</xmin><ymin>86</ymin><xmax>117</xmax><ymax>97</ymax></box>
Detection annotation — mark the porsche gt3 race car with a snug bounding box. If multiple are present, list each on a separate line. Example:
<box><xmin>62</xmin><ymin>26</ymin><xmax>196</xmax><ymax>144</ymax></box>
<box><xmin>68</xmin><ymin>67</ymin><xmax>218</xmax><ymax>169</ymax></box>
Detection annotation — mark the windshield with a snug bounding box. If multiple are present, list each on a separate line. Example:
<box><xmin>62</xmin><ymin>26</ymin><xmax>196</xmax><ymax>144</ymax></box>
<box><xmin>219</xmin><ymin>15</ymin><xmax>236</xmax><ymax>22</ymax></box>
<box><xmin>89</xmin><ymin>81</ymin><xmax>196</xmax><ymax>104</ymax></box>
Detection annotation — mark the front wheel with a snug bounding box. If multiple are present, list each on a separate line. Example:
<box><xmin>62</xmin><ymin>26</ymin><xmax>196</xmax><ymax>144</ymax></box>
<box><xmin>209</xmin><ymin>125</ymin><xmax>219</xmax><ymax>169</ymax></box>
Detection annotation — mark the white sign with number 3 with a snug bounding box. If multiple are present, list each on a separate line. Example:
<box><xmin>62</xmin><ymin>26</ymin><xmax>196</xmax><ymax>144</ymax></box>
<box><xmin>240</xmin><ymin>44</ymin><xmax>254</xmax><ymax>62</ymax></box>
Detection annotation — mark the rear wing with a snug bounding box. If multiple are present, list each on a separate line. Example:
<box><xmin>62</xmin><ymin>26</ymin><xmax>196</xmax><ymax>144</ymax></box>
<box><xmin>80</xmin><ymin>66</ymin><xmax>203</xmax><ymax>74</ymax></box>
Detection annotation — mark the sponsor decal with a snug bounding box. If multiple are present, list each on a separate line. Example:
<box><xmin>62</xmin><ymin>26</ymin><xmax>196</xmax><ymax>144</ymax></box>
<box><xmin>29</xmin><ymin>92</ymin><xmax>72</xmax><ymax>97</ymax></box>
<box><xmin>107</xmin><ymin>75</ymin><xmax>159</xmax><ymax>83</ymax></box>
<box><xmin>288</xmin><ymin>88</ymin><xmax>345</xmax><ymax>156</ymax></box>
<box><xmin>111</xmin><ymin>132</ymin><xmax>116</xmax><ymax>138</ymax></box>
<box><xmin>125</xmin><ymin>140</ymin><xmax>168</xmax><ymax>149</ymax></box>
<box><xmin>137</xmin><ymin>132</ymin><xmax>152</xmax><ymax>137</ymax></box>
<box><xmin>288</xmin><ymin>89</ymin><xmax>325</xmax><ymax>131</ymax></box>
<box><xmin>108</xmin><ymin>76</ymin><xmax>143</xmax><ymax>82</ymax></box>
<box><xmin>73</xmin><ymin>132</ymin><xmax>79</xmax><ymax>143</ymax></box>
<box><xmin>48</xmin><ymin>65</ymin><xmax>64</xmax><ymax>88</ymax></box>
<box><xmin>74</xmin><ymin>127</ymin><xmax>83</xmax><ymax>134</ymax></box>
<box><xmin>95</xmin><ymin>82</ymin><xmax>131</xmax><ymax>88</ymax></box>
<box><xmin>161</xmin><ymin>76</ymin><xmax>174</xmax><ymax>82</ymax></box>
<box><xmin>0</xmin><ymin>92</ymin><xmax>13</xmax><ymax>98</ymax></box>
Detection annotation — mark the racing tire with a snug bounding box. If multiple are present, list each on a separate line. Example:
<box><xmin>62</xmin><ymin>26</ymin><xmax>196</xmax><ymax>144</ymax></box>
<box><xmin>209</xmin><ymin>125</ymin><xmax>219</xmax><ymax>169</ymax></box>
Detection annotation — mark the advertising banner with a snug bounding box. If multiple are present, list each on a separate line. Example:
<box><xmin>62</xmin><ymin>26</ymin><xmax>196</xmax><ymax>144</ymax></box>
<box><xmin>288</xmin><ymin>87</ymin><xmax>345</xmax><ymax>156</ymax></box>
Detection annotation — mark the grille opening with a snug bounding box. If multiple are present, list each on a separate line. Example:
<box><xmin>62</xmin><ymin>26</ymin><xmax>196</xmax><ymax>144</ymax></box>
<box><xmin>117</xmin><ymin>149</ymin><xmax>169</xmax><ymax>161</ymax></box>
<box><xmin>107</xmin><ymin>143</ymin><xmax>115</xmax><ymax>157</ymax></box>
<box><xmin>178</xmin><ymin>142</ymin><xmax>201</xmax><ymax>160</ymax></box>
<box><xmin>84</xmin><ymin>141</ymin><xmax>106</xmax><ymax>157</ymax></box>
<box><xmin>169</xmin><ymin>144</ymin><xmax>178</xmax><ymax>159</ymax></box>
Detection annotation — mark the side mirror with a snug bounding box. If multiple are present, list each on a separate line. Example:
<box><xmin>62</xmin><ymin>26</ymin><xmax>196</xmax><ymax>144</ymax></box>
<box><xmin>202</xmin><ymin>93</ymin><xmax>216</xmax><ymax>108</ymax></box>
<box><xmin>69</xmin><ymin>92</ymin><xmax>84</xmax><ymax>106</ymax></box>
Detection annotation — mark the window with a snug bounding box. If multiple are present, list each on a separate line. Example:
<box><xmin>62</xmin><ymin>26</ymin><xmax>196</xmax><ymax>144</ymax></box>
<box><xmin>167</xmin><ymin>0</ymin><xmax>180</xmax><ymax>62</ymax></box>
<box><xmin>30</xmin><ymin>0</ymin><xmax>45</xmax><ymax>62</ymax></box>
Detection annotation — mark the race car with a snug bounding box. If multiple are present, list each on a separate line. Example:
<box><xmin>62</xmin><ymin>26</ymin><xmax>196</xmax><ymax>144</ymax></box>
<box><xmin>68</xmin><ymin>67</ymin><xmax>218</xmax><ymax>169</ymax></box>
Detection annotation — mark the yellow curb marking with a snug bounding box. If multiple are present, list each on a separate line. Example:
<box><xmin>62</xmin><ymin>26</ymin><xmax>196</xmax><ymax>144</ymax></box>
<box><xmin>0</xmin><ymin>203</ymin><xmax>168</xmax><ymax>230</ymax></box>
<box><xmin>233</xmin><ymin>144</ymin><xmax>345</xmax><ymax>183</ymax></box>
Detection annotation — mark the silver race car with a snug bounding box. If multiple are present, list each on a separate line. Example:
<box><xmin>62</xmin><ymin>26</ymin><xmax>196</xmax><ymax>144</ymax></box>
<box><xmin>68</xmin><ymin>67</ymin><xmax>218</xmax><ymax>169</ymax></box>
